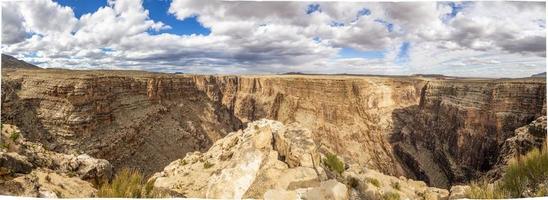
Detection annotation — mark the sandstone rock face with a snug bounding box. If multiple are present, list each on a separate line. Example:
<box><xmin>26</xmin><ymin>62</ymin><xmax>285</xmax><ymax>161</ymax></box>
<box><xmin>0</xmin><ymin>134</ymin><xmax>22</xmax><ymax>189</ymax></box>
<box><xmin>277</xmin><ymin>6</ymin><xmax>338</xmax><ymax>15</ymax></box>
<box><xmin>192</xmin><ymin>75</ymin><xmax>425</xmax><ymax>177</ymax></box>
<box><xmin>0</xmin><ymin>124</ymin><xmax>112</xmax><ymax>197</ymax></box>
<box><xmin>2</xmin><ymin>69</ymin><xmax>545</xmax><ymax>186</ymax></box>
<box><xmin>343</xmin><ymin>164</ymin><xmax>449</xmax><ymax>200</ymax></box>
<box><xmin>1</xmin><ymin>70</ymin><xmax>242</xmax><ymax>175</ymax></box>
<box><xmin>390</xmin><ymin>80</ymin><xmax>546</xmax><ymax>187</ymax></box>
<box><xmin>0</xmin><ymin>168</ymin><xmax>97</xmax><ymax>198</ymax></box>
<box><xmin>150</xmin><ymin>119</ymin><xmax>325</xmax><ymax>199</ymax></box>
<box><xmin>449</xmin><ymin>185</ymin><xmax>470</xmax><ymax>199</ymax></box>
<box><xmin>301</xmin><ymin>179</ymin><xmax>349</xmax><ymax>200</ymax></box>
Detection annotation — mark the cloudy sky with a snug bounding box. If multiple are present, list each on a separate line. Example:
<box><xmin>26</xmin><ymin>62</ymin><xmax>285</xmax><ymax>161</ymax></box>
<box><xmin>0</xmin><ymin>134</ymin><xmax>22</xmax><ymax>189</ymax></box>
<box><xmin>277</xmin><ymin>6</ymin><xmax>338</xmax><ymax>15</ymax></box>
<box><xmin>1</xmin><ymin>0</ymin><xmax>546</xmax><ymax>77</ymax></box>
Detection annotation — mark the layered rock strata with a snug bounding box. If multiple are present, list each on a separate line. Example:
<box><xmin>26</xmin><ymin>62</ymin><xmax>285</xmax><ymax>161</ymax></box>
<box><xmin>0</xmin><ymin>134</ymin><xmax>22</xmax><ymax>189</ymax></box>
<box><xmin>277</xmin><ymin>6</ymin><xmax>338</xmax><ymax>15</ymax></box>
<box><xmin>1</xmin><ymin>68</ymin><xmax>545</xmax><ymax>187</ymax></box>
<box><xmin>390</xmin><ymin>80</ymin><xmax>546</xmax><ymax>187</ymax></box>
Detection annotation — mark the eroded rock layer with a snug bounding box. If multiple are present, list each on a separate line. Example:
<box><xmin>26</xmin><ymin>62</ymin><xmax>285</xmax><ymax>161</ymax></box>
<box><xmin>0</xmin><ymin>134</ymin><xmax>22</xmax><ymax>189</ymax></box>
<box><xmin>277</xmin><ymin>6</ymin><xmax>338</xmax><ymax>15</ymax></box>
<box><xmin>1</xmin><ymin>69</ymin><xmax>545</xmax><ymax>187</ymax></box>
<box><xmin>2</xmin><ymin>70</ymin><xmax>242</xmax><ymax>175</ymax></box>
<box><xmin>391</xmin><ymin>80</ymin><xmax>546</xmax><ymax>187</ymax></box>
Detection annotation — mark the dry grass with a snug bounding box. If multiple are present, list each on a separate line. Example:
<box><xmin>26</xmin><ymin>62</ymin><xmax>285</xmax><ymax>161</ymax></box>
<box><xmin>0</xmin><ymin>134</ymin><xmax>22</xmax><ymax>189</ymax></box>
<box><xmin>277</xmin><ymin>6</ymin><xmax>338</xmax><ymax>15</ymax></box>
<box><xmin>499</xmin><ymin>148</ymin><xmax>548</xmax><ymax>197</ymax></box>
<box><xmin>97</xmin><ymin>168</ymin><xmax>166</xmax><ymax>198</ymax></box>
<box><xmin>467</xmin><ymin>147</ymin><xmax>548</xmax><ymax>199</ymax></box>
<box><xmin>382</xmin><ymin>191</ymin><xmax>400</xmax><ymax>200</ymax></box>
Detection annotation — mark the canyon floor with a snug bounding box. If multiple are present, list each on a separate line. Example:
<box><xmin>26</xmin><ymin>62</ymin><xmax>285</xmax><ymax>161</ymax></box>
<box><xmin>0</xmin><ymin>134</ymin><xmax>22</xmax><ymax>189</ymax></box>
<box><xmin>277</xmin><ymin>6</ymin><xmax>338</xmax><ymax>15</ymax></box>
<box><xmin>0</xmin><ymin>57</ymin><xmax>547</xmax><ymax>199</ymax></box>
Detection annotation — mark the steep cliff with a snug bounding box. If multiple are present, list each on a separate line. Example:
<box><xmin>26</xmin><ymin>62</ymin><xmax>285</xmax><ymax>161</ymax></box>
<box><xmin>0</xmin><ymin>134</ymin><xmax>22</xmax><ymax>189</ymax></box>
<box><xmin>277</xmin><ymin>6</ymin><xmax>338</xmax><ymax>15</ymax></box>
<box><xmin>191</xmin><ymin>75</ymin><xmax>427</xmax><ymax>177</ymax></box>
<box><xmin>1</xmin><ymin>69</ymin><xmax>242</xmax><ymax>175</ymax></box>
<box><xmin>390</xmin><ymin>79</ymin><xmax>546</xmax><ymax>187</ymax></box>
<box><xmin>1</xmin><ymin>68</ymin><xmax>545</xmax><ymax>188</ymax></box>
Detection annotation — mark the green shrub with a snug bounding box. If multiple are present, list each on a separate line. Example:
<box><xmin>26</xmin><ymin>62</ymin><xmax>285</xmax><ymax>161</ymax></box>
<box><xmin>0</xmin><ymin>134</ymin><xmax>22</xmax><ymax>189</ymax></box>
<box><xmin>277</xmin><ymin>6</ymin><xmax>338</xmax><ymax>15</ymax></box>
<box><xmin>10</xmin><ymin>131</ymin><xmax>19</xmax><ymax>141</ymax></box>
<box><xmin>382</xmin><ymin>191</ymin><xmax>400</xmax><ymax>200</ymax></box>
<box><xmin>180</xmin><ymin>159</ymin><xmax>188</xmax><ymax>166</ymax></box>
<box><xmin>323</xmin><ymin>153</ymin><xmax>344</xmax><ymax>175</ymax></box>
<box><xmin>466</xmin><ymin>148</ymin><xmax>548</xmax><ymax>199</ymax></box>
<box><xmin>203</xmin><ymin>161</ymin><xmax>214</xmax><ymax>169</ymax></box>
<box><xmin>499</xmin><ymin>148</ymin><xmax>548</xmax><ymax>198</ymax></box>
<box><xmin>367</xmin><ymin>178</ymin><xmax>381</xmax><ymax>187</ymax></box>
<box><xmin>54</xmin><ymin>190</ymin><xmax>63</xmax><ymax>198</ymax></box>
<box><xmin>97</xmin><ymin>168</ymin><xmax>165</xmax><ymax>198</ymax></box>
<box><xmin>391</xmin><ymin>181</ymin><xmax>401</xmax><ymax>190</ymax></box>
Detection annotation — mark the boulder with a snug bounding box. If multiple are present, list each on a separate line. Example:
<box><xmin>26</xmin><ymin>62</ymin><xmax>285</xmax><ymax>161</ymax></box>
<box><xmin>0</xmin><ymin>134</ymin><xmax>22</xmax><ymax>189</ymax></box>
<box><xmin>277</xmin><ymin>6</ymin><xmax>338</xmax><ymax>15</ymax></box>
<box><xmin>343</xmin><ymin>165</ymin><xmax>449</xmax><ymax>200</ymax></box>
<box><xmin>0</xmin><ymin>152</ymin><xmax>33</xmax><ymax>175</ymax></box>
<box><xmin>151</xmin><ymin>119</ymin><xmax>323</xmax><ymax>199</ymax></box>
<box><xmin>273</xmin><ymin>124</ymin><xmax>320</xmax><ymax>168</ymax></box>
<box><xmin>263</xmin><ymin>189</ymin><xmax>298</xmax><ymax>200</ymax></box>
<box><xmin>302</xmin><ymin>179</ymin><xmax>348</xmax><ymax>200</ymax></box>
<box><xmin>449</xmin><ymin>185</ymin><xmax>470</xmax><ymax>199</ymax></box>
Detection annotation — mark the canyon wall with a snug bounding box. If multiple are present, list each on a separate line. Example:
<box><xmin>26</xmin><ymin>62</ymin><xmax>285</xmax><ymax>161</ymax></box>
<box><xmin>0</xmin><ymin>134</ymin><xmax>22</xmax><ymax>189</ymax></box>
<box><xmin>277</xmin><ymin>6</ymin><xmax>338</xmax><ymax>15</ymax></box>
<box><xmin>1</xmin><ymin>70</ymin><xmax>242</xmax><ymax>175</ymax></box>
<box><xmin>390</xmin><ymin>80</ymin><xmax>546</xmax><ymax>187</ymax></box>
<box><xmin>1</xmin><ymin>69</ymin><xmax>545</xmax><ymax>187</ymax></box>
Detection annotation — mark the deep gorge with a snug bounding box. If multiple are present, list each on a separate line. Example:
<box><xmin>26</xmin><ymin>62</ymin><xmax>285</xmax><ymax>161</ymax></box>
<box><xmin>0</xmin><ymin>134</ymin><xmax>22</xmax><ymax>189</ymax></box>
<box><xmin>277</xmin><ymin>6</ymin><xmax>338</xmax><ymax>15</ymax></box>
<box><xmin>1</xmin><ymin>69</ymin><xmax>546</xmax><ymax>188</ymax></box>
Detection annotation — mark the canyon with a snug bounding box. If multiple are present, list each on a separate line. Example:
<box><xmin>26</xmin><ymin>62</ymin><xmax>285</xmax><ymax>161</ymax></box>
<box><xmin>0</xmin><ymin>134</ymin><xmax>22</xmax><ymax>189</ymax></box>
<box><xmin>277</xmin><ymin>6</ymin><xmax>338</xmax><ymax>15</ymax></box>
<box><xmin>1</xmin><ymin>58</ymin><xmax>546</xmax><ymax>198</ymax></box>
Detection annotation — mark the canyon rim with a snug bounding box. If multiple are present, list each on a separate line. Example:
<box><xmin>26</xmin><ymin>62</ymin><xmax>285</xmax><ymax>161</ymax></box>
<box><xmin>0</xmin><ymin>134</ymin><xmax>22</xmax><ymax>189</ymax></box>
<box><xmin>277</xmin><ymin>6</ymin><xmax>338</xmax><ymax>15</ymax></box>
<box><xmin>1</xmin><ymin>0</ymin><xmax>547</xmax><ymax>199</ymax></box>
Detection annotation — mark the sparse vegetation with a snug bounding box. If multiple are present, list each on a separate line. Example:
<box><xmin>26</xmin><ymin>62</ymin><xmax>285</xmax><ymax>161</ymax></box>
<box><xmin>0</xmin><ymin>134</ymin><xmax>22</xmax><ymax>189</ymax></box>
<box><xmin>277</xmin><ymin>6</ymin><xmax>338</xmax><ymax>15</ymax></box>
<box><xmin>179</xmin><ymin>159</ymin><xmax>188</xmax><ymax>166</ymax></box>
<box><xmin>348</xmin><ymin>177</ymin><xmax>360</xmax><ymax>188</ymax></box>
<box><xmin>367</xmin><ymin>177</ymin><xmax>381</xmax><ymax>187</ymax></box>
<box><xmin>144</xmin><ymin>178</ymin><xmax>155</xmax><ymax>196</ymax></box>
<box><xmin>382</xmin><ymin>191</ymin><xmax>400</xmax><ymax>200</ymax></box>
<box><xmin>66</xmin><ymin>171</ymin><xmax>77</xmax><ymax>177</ymax></box>
<box><xmin>323</xmin><ymin>153</ymin><xmax>344</xmax><ymax>175</ymax></box>
<box><xmin>203</xmin><ymin>161</ymin><xmax>214</xmax><ymax>169</ymax></box>
<box><xmin>97</xmin><ymin>168</ymin><xmax>153</xmax><ymax>198</ymax></box>
<box><xmin>467</xmin><ymin>148</ymin><xmax>548</xmax><ymax>199</ymax></box>
<box><xmin>499</xmin><ymin>147</ymin><xmax>548</xmax><ymax>197</ymax></box>
<box><xmin>54</xmin><ymin>190</ymin><xmax>63</xmax><ymax>198</ymax></box>
<box><xmin>467</xmin><ymin>181</ymin><xmax>507</xmax><ymax>199</ymax></box>
<box><xmin>391</xmin><ymin>181</ymin><xmax>401</xmax><ymax>190</ymax></box>
<box><xmin>10</xmin><ymin>131</ymin><xmax>19</xmax><ymax>141</ymax></box>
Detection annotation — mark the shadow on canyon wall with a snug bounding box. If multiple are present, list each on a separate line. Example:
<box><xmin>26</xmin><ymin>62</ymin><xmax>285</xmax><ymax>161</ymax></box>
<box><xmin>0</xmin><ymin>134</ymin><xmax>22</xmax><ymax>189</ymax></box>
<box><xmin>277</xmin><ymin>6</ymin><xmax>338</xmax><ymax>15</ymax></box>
<box><xmin>389</xmin><ymin>102</ymin><xmax>543</xmax><ymax>189</ymax></box>
<box><xmin>0</xmin><ymin>77</ymin><xmax>246</xmax><ymax>176</ymax></box>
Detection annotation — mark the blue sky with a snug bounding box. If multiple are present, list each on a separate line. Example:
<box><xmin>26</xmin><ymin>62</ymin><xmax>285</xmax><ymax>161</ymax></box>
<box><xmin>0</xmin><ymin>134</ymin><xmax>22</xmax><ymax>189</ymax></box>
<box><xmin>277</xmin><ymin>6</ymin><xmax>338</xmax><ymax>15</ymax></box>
<box><xmin>54</xmin><ymin>0</ymin><xmax>211</xmax><ymax>35</ymax></box>
<box><xmin>1</xmin><ymin>1</ymin><xmax>546</xmax><ymax>77</ymax></box>
<box><xmin>53</xmin><ymin>0</ymin><xmax>377</xmax><ymax>59</ymax></box>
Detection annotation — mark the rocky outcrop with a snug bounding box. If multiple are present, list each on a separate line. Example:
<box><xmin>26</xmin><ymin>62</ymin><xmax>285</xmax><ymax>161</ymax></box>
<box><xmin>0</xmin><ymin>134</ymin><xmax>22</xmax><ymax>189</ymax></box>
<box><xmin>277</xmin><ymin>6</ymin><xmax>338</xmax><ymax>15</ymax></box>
<box><xmin>150</xmin><ymin>119</ymin><xmax>454</xmax><ymax>199</ymax></box>
<box><xmin>150</xmin><ymin>119</ymin><xmax>328</xmax><ymax>199</ymax></box>
<box><xmin>486</xmin><ymin>116</ymin><xmax>547</xmax><ymax>179</ymax></box>
<box><xmin>264</xmin><ymin>179</ymin><xmax>349</xmax><ymax>200</ymax></box>
<box><xmin>0</xmin><ymin>168</ymin><xmax>97</xmax><ymax>198</ymax></box>
<box><xmin>0</xmin><ymin>124</ymin><xmax>112</xmax><ymax>197</ymax></box>
<box><xmin>343</xmin><ymin>164</ymin><xmax>449</xmax><ymax>200</ymax></box>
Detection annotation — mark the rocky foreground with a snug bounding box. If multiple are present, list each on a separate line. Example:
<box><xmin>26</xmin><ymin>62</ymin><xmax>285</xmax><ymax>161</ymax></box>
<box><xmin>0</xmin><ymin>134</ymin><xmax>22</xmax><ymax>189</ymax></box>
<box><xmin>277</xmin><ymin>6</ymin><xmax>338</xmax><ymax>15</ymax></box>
<box><xmin>150</xmin><ymin>119</ymin><xmax>451</xmax><ymax>199</ymax></box>
<box><xmin>2</xmin><ymin>118</ymin><xmax>545</xmax><ymax>199</ymax></box>
<box><xmin>0</xmin><ymin>124</ymin><xmax>112</xmax><ymax>197</ymax></box>
<box><xmin>1</xmin><ymin>120</ymin><xmax>452</xmax><ymax>199</ymax></box>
